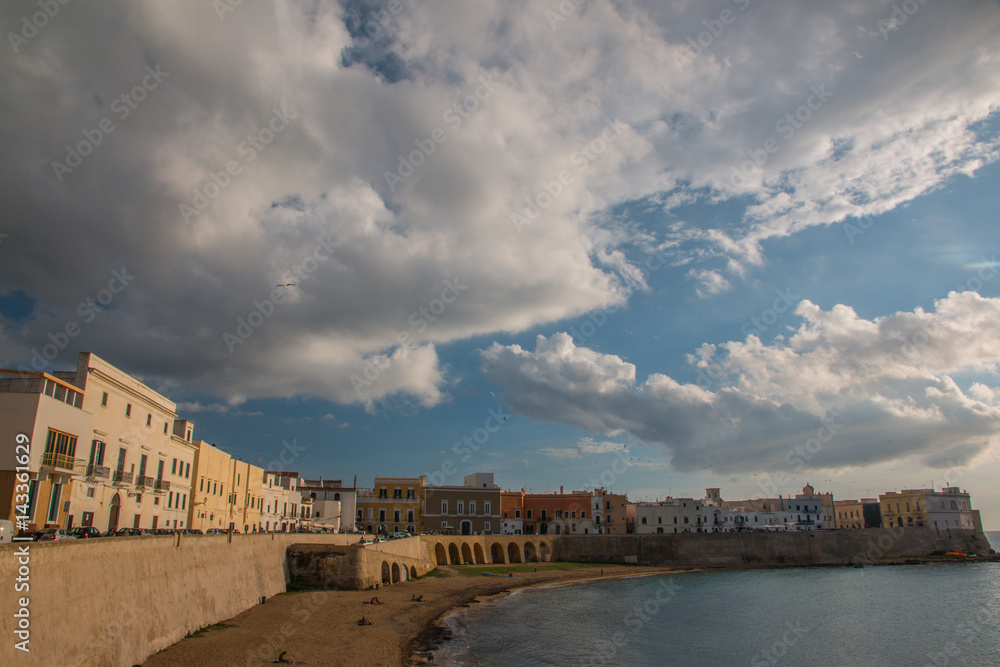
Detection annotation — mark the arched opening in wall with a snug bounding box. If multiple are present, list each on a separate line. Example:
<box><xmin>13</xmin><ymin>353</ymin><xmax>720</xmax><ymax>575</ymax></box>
<box><xmin>897</xmin><ymin>517</ymin><xmax>903</xmax><ymax>527</ymax></box>
<box><xmin>507</xmin><ymin>542</ymin><xmax>522</xmax><ymax>563</ymax></box>
<box><xmin>461</xmin><ymin>543</ymin><xmax>474</xmax><ymax>564</ymax></box>
<box><xmin>524</xmin><ymin>542</ymin><xmax>538</xmax><ymax>562</ymax></box>
<box><xmin>539</xmin><ymin>541</ymin><xmax>550</xmax><ymax>562</ymax></box>
<box><xmin>491</xmin><ymin>542</ymin><xmax>505</xmax><ymax>564</ymax></box>
<box><xmin>367</xmin><ymin>524</ymin><xmax>373</xmax><ymax>533</ymax></box>
<box><xmin>391</xmin><ymin>562</ymin><xmax>401</xmax><ymax>583</ymax></box>
<box><xmin>449</xmin><ymin>543</ymin><xmax>461</xmax><ymax>565</ymax></box>
<box><xmin>435</xmin><ymin>542</ymin><xmax>448</xmax><ymax>565</ymax></box>
<box><xmin>410</xmin><ymin>565</ymin><xmax>418</xmax><ymax>579</ymax></box>
<box><xmin>473</xmin><ymin>543</ymin><xmax>486</xmax><ymax>564</ymax></box>
<box><xmin>400</xmin><ymin>565</ymin><xmax>408</xmax><ymax>582</ymax></box>
<box><xmin>107</xmin><ymin>493</ymin><xmax>121</xmax><ymax>534</ymax></box>
<box><xmin>461</xmin><ymin>520</ymin><xmax>472</xmax><ymax>535</ymax></box>
<box><xmin>381</xmin><ymin>561</ymin><xmax>391</xmax><ymax>585</ymax></box>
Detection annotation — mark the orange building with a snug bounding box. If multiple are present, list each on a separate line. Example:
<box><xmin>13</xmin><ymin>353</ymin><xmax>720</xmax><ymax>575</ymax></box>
<box><xmin>519</xmin><ymin>487</ymin><xmax>594</xmax><ymax>535</ymax></box>
<box><xmin>500</xmin><ymin>490</ymin><xmax>524</xmax><ymax>534</ymax></box>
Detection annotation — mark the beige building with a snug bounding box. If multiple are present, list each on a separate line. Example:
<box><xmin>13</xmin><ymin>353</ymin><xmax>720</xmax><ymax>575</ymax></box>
<box><xmin>188</xmin><ymin>440</ymin><xmax>264</xmax><ymax>532</ymax></box>
<box><xmin>422</xmin><ymin>472</ymin><xmax>501</xmax><ymax>535</ymax></box>
<box><xmin>591</xmin><ymin>488</ymin><xmax>631</xmax><ymax>534</ymax></box>
<box><xmin>633</xmin><ymin>497</ymin><xmax>703</xmax><ymax>534</ymax></box>
<box><xmin>0</xmin><ymin>369</ymin><xmax>92</xmax><ymax>532</ymax></box>
<box><xmin>881</xmin><ymin>487</ymin><xmax>980</xmax><ymax>531</ymax></box>
<box><xmin>356</xmin><ymin>476</ymin><xmax>423</xmax><ymax>535</ymax></box>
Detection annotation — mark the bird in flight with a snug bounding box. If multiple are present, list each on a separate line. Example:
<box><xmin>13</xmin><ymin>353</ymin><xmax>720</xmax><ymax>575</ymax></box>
<box><xmin>276</xmin><ymin>283</ymin><xmax>296</xmax><ymax>288</ymax></box>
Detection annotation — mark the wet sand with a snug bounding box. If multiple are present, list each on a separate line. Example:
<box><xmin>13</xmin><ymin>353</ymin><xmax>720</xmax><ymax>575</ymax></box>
<box><xmin>141</xmin><ymin>564</ymin><xmax>678</xmax><ymax>667</ymax></box>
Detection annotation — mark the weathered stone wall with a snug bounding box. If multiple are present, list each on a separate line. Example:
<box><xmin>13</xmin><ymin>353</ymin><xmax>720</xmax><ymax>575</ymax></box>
<box><xmin>0</xmin><ymin>532</ymin><xmax>351</xmax><ymax>667</ymax></box>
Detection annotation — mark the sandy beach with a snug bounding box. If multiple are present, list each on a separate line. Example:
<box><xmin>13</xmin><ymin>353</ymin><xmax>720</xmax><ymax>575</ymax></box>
<box><xmin>140</xmin><ymin>563</ymin><xmax>680</xmax><ymax>667</ymax></box>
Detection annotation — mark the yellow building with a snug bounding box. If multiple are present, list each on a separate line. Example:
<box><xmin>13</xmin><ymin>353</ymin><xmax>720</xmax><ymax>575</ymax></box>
<box><xmin>880</xmin><ymin>489</ymin><xmax>929</xmax><ymax>528</ymax></box>
<box><xmin>188</xmin><ymin>441</ymin><xmax>263</xmax><ymax>532</ymax></box>
<box><xmin>356</xmin><ymin>476</ymin><xmax>424</xmax><ymax>535</ymax></box>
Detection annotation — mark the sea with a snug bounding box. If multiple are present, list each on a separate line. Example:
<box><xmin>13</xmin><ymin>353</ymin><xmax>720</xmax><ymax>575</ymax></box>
<box><xmin>434</xmin><ymin>531</ymin><xmax>1000</xmax><ymax>667</ymax></box>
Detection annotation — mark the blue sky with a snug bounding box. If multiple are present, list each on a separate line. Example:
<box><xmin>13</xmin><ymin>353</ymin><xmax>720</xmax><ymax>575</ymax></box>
<box><xmin>2</xmin><ymin>1</ymin><xmax>1000</xmax><ymax>528</ymax></box>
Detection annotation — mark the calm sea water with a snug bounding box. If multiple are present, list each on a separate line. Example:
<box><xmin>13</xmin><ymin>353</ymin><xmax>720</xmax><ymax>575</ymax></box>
<box><xmin>437</xmin><ymin>532</ymin><xmax>1000</xmax><ymax>667</ymax></box>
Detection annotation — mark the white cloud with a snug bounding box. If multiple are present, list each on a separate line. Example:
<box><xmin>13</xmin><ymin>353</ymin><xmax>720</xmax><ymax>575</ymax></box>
<box><xmin>539</xmin><ymin>437</ymin><xmax>627</xmax><ymax>459</ymax></box>
<box><xmin>482</xmin><ymin>292</ymin><xmax>1000</xmax><ymax>474</ymax></box>
<box><xmin>1</xmin><ymin>0</ymin><xmax>998</xmax><ymax>408</ymax></box>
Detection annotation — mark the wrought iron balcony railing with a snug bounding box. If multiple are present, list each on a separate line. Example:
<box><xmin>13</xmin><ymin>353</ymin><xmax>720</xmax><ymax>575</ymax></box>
<box><xmin>112</xmin><ymin>469</ymin><xmax>133</xmax><ymax>485</ymax></box>
<box><xmin>155</xmin><ymin>479</ymin><xmax>170</xmax><ymax>492</ymax></box>
<box><xmin>87</xmin><ymin>464</ymin><xmax>110</xmax><ymax>479</ymax></box>
<box><xmin>136</xmin><ymin>475</ymin><xmax>155</xmax><ymax>488</ymax></box>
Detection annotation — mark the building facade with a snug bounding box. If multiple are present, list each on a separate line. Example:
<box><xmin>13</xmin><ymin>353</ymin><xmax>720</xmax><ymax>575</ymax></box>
<box><xmin>422</xmin><ymin>472</ymin><xmax>501</xmax><ymax>535</ymax></box>
<box><xmin>356</xmin><ymin>476</ymin><xmax>422</xmax><ymax>535</ymax></box>
<box><xmin>633</xmin><ymin>497</ymin><xmax>702</xmax><ymax>534</ymax></box>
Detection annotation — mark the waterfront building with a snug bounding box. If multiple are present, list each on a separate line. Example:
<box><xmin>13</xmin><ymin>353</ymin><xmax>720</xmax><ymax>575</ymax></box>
<box><xmin>834</xmin><ymin>498</ymin><xmax>882</xmax><ymax>529</ymax></box>
<box><xmin>516</xmin><ymin>487</ymin><xmax>594</xmax><ymax>535</ymax></box>
<box><xmin>778</xmin><ymin>484</ymin><xmax>827</xmax><ymax>530</ymax></box>
<box><xmin>500</xmin><ymin>490</ymin><xmax>524</xmax><ymax>534</ymax></box>
<box><xmin>591</xmin><ymin>488</ymin><xmax>631</xmax><ymax>534</ymax></box>
<box><xmin>0</xmin><ymin>369</ymin><xmax>92</xmax><ymax>532</ymax></box>
<box><xmin>260</xmin><ymin>472</ymin><xmax>286</xmax><ymax>531</ymax></box>
<box><xmin>300</xmin><ymin>477</ymin><xmax>358</xmax><ymax>532</ymax></box>
<box><xmin>272</xmin><ymin>472</ymin><xmax>303</xmax><ymax>531</ymax></box>
<box><xmin>881</xmin><ymin>487</ymin><xmax>980</xmax><ymax>531</ymax></box>
<box><xmin>633</xmin><ymin>497</ymin><xmax>702</xmax><ymax>533</ymax></box>
<box><xmin>422</xmin><ymin>472</ymin><xmax>501</xmax><ymax>535</ymax></box>
<box><xmin>64</xmin><ymin>354</ymin><xmax>198</xmax><ymax>533</ymax></box>
<box><xmin>356</xmin><ymin>476</ymin><xmax>422</xmax><ymax>535</ymax></box>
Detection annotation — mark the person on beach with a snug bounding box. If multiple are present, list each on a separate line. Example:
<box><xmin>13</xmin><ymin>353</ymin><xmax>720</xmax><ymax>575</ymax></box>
<box><xmin>358</xmin><ymin>616</ymin><xmax>372</xmax><ymax>625</ymax></box>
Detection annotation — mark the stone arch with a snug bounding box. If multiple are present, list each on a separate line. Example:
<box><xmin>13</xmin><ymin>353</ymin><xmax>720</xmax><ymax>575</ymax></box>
<box><xmin>410</xmin><ymin>565</ymin><xmax>418</xmax><ymax>579</ymax></box>
<box><xmin>461</xmin><ymin>543</ymin><xmax>474</xmax><ymax>564</ymax></box>
<box><xmin>507</xmin><ymin>542</ymin><xmax>522</xmax><ymax>563</ymax></box>
<box><xmin>449</xmin><ymin>543</ymin><xmax>461</xmax><ymax>565</ymax></box>
<box><xmin>400</xmin><ymin>565</ymin><xmax>408</xmax><ymax>582</ymax></box>
<box><xmin>435</xmin><ymin>543</ymin><xmax>448</xmax><ymax>565</ymax></box>
<box><xmin>524</xmin><ymin>542</ymin><xmax>538</xmax><ymax>562</ymax></box>
<box><xmin>366</xmin><ymin>524</ymin><xmax>373</xmax><ymax>533</ymax></box>
<box><xmin>391</xmin><ymin>562</ymin><xmax>401</xmax><ymax>583</ymax></box>
<box><xmin>473</xmin><ymin>543</ymin><xmax>486</xmax><ymax>564</ymax></box>
<box><xmin>490</xmin><ymin>542</ymin><xmax>506</xmax><ymax>564</ymax></box>
<box><xmin>539</xmin><ymin>541</ymin><xmax>550</xmax><ymax>562</ymax></box>
<box><xmin>381</xmin><ymin>561</ymin><xmax>391</xmax><ymax>585</ymax></box>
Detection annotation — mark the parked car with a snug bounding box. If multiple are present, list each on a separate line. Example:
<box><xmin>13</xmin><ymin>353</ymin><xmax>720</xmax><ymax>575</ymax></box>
<box><xmin>115</xmin><ymin>527</ymin><xmax>143</xmax><ymax>537</ymax></box>
<box><xmin>182</xmin><ymin>528</ymin><xmax>204</xmax><ymax>535</ymax></box>
<box><xmin>36</xmin><ymin>528</ymin><xmax>77</xmax><ymax>541</ymax></box>
<box><xmin>68</xmin><ymin>526</ymin><xmax>102</xmax><ymax>539</ymax></box>
<box><xmin>204</xmin><ymin>528</ymin><xmax>228</xmax><ymax>535</ymax></box>
<box><xmin>152</xmin><ymin>528</ymin><xmax>174</xmax><ymax>535</ymax></box>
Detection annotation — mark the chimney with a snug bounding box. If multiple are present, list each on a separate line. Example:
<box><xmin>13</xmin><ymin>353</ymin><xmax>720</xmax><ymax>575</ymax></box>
<box><xmin>560</xmin><ymin>485</ymin><xmax>564</xmax><ymax>494</ymax></box>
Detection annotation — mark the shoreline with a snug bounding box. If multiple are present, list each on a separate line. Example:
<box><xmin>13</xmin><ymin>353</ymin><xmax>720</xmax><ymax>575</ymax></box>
<box><xmin>406</xmin><ymin>566</ymin><xmax>689</xmax><ymax>665</ymax></box>
<box><xmin>139</xmin><ymin>557</ymin><xmax>998</xmax><ymax>667</ymax></box>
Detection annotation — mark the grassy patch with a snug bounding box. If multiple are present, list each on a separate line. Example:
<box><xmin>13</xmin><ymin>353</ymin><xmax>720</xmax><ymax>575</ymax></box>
<box><xmin>455</xmin><ymin>562</ymin><xmax>605</xmax><ymax>577</ymax></box>
<box><xmin>186</xmin><ymin>622</ymin><xmax>234</xmax><ymax>638</ymax></box>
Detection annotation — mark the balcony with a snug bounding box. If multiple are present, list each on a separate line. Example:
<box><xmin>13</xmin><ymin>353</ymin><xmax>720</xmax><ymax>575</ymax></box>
<box><xmin>155</xmin><ymin>479</ymin><xmax>170</xmax><ymax>493</ymax></box>
<box><xmin>112</xmin><ymin>469</ymin><xmax>133</xmax><ymax>486</ymax></box>
<box><xmin>86</xmin><ymin>464</ymin><xmax>110</xmax><ymax>480</ymax></box>
<box><xmin>41</xmin><ymin>452</ymin><xmax>79</xmax><ymax>471</ymax></box>
<box><xmin>136</xmin><ymin>475</ymin><xmax>155</xmax><ymax>489</ymax></box>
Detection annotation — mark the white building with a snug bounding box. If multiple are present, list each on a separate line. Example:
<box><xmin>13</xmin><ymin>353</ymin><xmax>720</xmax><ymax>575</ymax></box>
<box><xmin>299</xmin><ymin>478</ymin><xmax>357</xmax><ymax>532</ymax></box>
<box><xmin>924</xmin><ymin>487</ymin><xmax>979</xmax><ymax>531</ymax></box>
<box><xmin>632</xmin><ymin>497</ymin><xmax>702</xmax><ymax>534</ymax></box>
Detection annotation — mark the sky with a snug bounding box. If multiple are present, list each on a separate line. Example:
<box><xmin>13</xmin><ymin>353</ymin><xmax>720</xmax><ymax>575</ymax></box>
<box><xmin>2</xmin><ymin>0</ymin><xmax>999</xmax><ymax>528</ymax></box>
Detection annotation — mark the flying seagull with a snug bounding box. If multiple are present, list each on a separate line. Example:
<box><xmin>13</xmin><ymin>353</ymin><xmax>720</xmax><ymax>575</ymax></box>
<box><xmin>276</xmin><ymin>283</ymin><xmax>296</xmax><ymax>288</ymax></box>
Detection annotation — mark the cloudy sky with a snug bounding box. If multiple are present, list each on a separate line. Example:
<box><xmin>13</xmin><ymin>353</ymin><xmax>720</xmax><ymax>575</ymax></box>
<box><xmin>2</xmin><ymin>0</ymin><xmax>999</xmax><ymax>527</ymax></box>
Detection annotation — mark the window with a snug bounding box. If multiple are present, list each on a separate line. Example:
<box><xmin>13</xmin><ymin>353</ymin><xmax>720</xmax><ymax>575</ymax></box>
<box><xmin>154</xmin><ymin>497</ymin><xmax>160</xmax><ymax>506</ymax></box>
<box><xmin>407</xmin><ymin>510</ymin><xmax>414</xmax><ymax>521</ymax></box>
<box><xmin>157</xmin><ymin>460</ymin><xmax>164</xmax><ymax>481</ymax></box>
<box><xmin>379</xmin><ymin>509</ymin><xmax>386</xmax><ymax>522</ymax></box>
<box><xmin>181</xmin><ymin>495</ymin><xmax>186</xmax><ymax>510</ymax></box>
<box><xmin>379</xmin><ymin>488</ymin><xmax>387</xmax><ymax>499</ymax></box>
<box><xmin>514</xmin><ymin>509</ymin><xmax>521</xmax><ymax>518</ymax></box>
<box><xmin>171</xmin><ymin>459</ymin><xmax>177</xmax><ymax>475</ymax></box>
<box><xmin>641</xmin><ymin>517</ymin><xmax>647</xmax><ymax>524</ymax></box>
<box><xmin>683</xmin><ymin>517</ymin><xmax>689</xmax><ymax>524</ymax></box>
<box><xmin>484</xmin><ymin>522</ymin><xmax>491</xmax><ymax>531</ymax></box>
<box><xmin>571</xmin><ymin>511</ymin><xmax>577</xmax><ymax>518</ymax></box>
<box><xmin>526</xmin><ymin>509</ymin><xmax>532</xmax><ymax>519</ymax></box>
<box><xmin>43</xmin><ymin>429</ymin><xmax>78</xmax><ymax>462</ymax></box>
<box><xmin>168</xmin><ymin>492</ymin><xmax>173</xmax><ymax>508</ymax></box>
<box><xmin>407</xmin><ymin>488</ymin><xmax>415</xmax><ymax>499</ymax></box>
<box><xmin>555</xmin><ymin>510</ymin><xmax>562</xmax><ymax>518</ymax></box>
<box><xmin>163</xmin><ymin>423</ymin><xmax>168</xmax><ymax>434</ymax></box>
<box><xmin>581</xmin><ymin>511</ymin><xmax>586</xmax><ymax>519</ymax></box>
<box><xmin>393</xmin><ymin>488</ymin><xmax>401</xmax><ymax>499</ymax></box>
<box><xmin>86</xmin><ymin>487</ymin><xmax>95</xmax><ymax>498</ymax></box>
<box><xmin>469</xmin><ymin>502</ymin><xmax>476</xmax><ymax>515</ymax></box>
<box><xmin>393</xmin><ymin>510</ymin><xmax>400</xmax><ymax>521</ymax></box>
<box><xmin>138</xmin><ymin>454</ymin><xmax>147</xmax><ymax>478</ymax></box>
<box><xmin>88</xmin><ymin>440</ymin><xmax>106</xmax><ymax>467</ymax></box>
<box><xmin>457</xmin><ymin>502</ymin><xmax>464</xmax><ymax>514</ymax></box>
<box><xmin>82</xmin><ymin>511</ymin><xmax>94</xmax><ymax>526</ymax></box>
<box><xmin>484</xmin><ymin>502</ymin><xmax>491</xmax><ymax>515</ymax></box>
<box><xmin>658</xmin><ymin>517</ymin><xmax>662</xmax><ymax>524</ymax></box>
<box><xmin>101</xmin><ymin>392</ymin><xmax>108</xmax><ymax>407</ymax></box>
<box><xmin>441</xmin><ymin>501</ymin><xmax>448</xmax><ymax>514</ymax></box>
<box><xmin>146</xmin><ymin>414</ymin><xmax>152</xmax><ymax>427</ymax></box>
<box><xmin>185</xmin><ymin>463</ymin><xmax>190</xmax><ymax>478</ymax></box>
<box><xmin>199</xmin><ymin>479</ymin><xmax>204</xmax><ymax>492</ymax></box>
<box><xmin>126</xmin><ymin>403</ymin><xmax>132</xmax><ymax>417</ymax></box>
